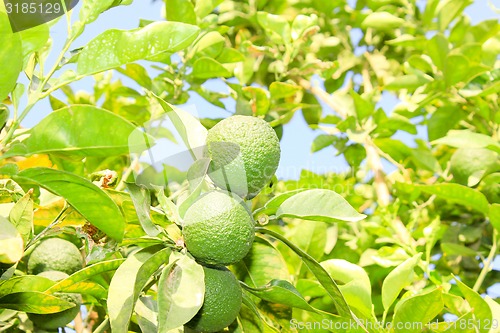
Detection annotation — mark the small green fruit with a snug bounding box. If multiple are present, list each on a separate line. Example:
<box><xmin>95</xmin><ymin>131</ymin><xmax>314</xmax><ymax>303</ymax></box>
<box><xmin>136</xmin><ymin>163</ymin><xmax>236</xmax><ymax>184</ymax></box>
<box><xmin>185</xmin><ymin>266</ymin><xmax>242</xmax><ymax>333</ymax></box>
<box><xmin>183</xmin><ymin>190</ymin><xmax>255</xmax><ymax>266</ymax></box>
<box><xmin>27</xmin><ymin>238</ymin><xmax>83</xmax><ymax>275</ymax></box>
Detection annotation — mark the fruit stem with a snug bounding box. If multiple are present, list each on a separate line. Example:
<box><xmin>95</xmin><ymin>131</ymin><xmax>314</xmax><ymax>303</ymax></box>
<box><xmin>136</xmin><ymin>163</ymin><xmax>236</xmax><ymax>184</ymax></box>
<box><xmin>25</xmin><ymin>203</ymin><xmax>70</xmax><ymax>250</ymax></box>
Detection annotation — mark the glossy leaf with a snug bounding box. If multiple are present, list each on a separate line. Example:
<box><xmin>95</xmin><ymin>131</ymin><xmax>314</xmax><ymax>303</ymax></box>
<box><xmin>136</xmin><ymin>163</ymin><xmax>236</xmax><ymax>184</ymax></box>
<box><xmin>178</xmin><ymin>158</ymin><xmax>210</xmax><ymax>218</ymax></box>
<box><xmin>382</xmin><ymin>254</ymin><xmax>421</xmax><ymax>311</ymax></box>
<box><xmin>0</xmin><ymin>275</ymin><xmax>53</xmax><ymax>299</ymax></box>
<box><xmin>233</xmin><ymin>237</ymin><xmax>290</xmax><ymax>288</ymax></box>
<box><xmin>0</xmin><ymin>217</ymin><xmax>23</xmax><ymax>264</ymax></box>
<box><xmin>321</xmin><ymin>259</ymin><xmax>372</xmax><ymax>318</ymax></box>
<box><xmin>194</xmin><ymin>0</ymin><xmax>223</xmax><ymax>18</ymax></box>
<box><xmin>417</xmin><ymin>183</ymin><xmax>490</xmax><ymax>214</ymax></box>
<box><xmin>256</xmin><ymin>227</ymin><xmax>352</xmax><ymax>318</ymax></box>
<box><xmin>432</xmin><ymin>130</ymin><xmax>500</xmax><ymax>153</ymax></box>
<box><xmin>108</xmin><ymin>245</ymin><xmax>171</xmax><ymax>333</ymax></box>
<box><xmin>361</xmin><ymin>12</ymin><xmax>405</xmax><ymax>30</ymax></box>
<box><xmin>148</xmin><ymin>92</ymin><xmax>207</xmax><ymax>160</ymax></box>
<box><xmin>269</xmin><ymin>82</ymin><xmax>301</xmax><ymax>100</ymax></box>
<box><xmin>392</xmin><ymin>288</ymin><xmax>443</xmax><ymax>333</ymax></box>
<box><xmin>126</xmin><ymin>183</ymin><xmax>161</xmax><ymax>237</ymax></box>
<box><xmin>489</xmin><ymin>204</ymin><xmax>500</xmax><ymax>233</ymax></box>
<box><xmin>165</xmin><ymin>0</ymin><xmax>197</xmax><ymax>24</ymax></box>
<box><xmin>157</xmin><ymin>252</ymin><xmax>204</xmax><ymax>332</ymax></box>
<box><xmin>0</xmin><ymin>291</ymin><xmax>75</xmax><ymax>314</ymax></box>
<box><xmin>192</xmin><ymin>57</ymin><xmax>232</xmax><ymax>79</ymax></box>
<box><xmin>78</xmin><ymin>22</ymin><xmax>199</xmax><ymax>75</ymax></box>
<box><xmin>242</xmin><ymin>279</ymin><xmax>318</xmax><ymax>312</ymax></box>
<box><xmin>455</xmin><ymin>278</ymin><xmax>492</xmax><ymax>333</ymax></box>
<box><xmin>275</xmin><ymin>189</ymin><xmax>366</xmax><ymax>223</ymax></box>
<box><xmin>4</xmin><ymin>105</ymin><xmax>152</xmax><ymax>158</ymax></box>
<box><xmin>48</xmin><ymin>259</ymin><xmax>125</xmax><ymax>293</ymax></box>
<box><xmin>8</xmin><ymin>193</ymin><xmax>33</xmax><ymax>244</ymax></box>
<box><xmin>13</xmin><ymin>168</ymin><xmax>125</xmax><ymax>241</ymax></box>
<box><xmin>0</xmin><ymin>12</ymin><xmax>22</xmax><ymax>102</ymax></box>
<box><xmin>257</xmin><ymin>12</ymin><xmax>291</xmax><ymax>43</ymax></box>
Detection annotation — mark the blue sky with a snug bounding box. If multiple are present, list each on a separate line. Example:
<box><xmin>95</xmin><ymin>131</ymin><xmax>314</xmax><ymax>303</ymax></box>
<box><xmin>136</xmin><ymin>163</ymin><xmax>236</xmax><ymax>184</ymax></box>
<box><xmin>20</xmin><ymin>0</ymin><xmax>500</xmax><ymax>180</ymax></box>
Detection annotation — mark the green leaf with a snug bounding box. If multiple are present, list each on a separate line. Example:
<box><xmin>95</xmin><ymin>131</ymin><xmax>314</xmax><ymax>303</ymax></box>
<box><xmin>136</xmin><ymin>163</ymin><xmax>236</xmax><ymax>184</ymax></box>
<box><xmin>165</xmin><ymin>0</ymin><xmax>197</xmax><ymax>24</ymax></box>
<box><xmin>0</xmin><ymin>275</ymin><xmax>54</xmax><ymax>298</ymax></box>
<box><xmin>455</xmin><ymin>278</ymin><xmax>492</xmax><ymax>333</ymax></box>
<box><xmin>437</xmin><ymin>0</ymin><xmax>473</xmax><ymax>32</ymax></box>
<box><xmin>0</xmin><ymin>291</ymin><xmax>75</xmax><ymax>314</ymax></box>
<box><xmin>382</xmin><ymin>254</ymin><xmax>421</xmax><ymax>311</ymax></box>
<box><xmin>233</xmin><ymin>237</ymin><xmax>289</xmax><ymax>288</ymax></box>
<box><xmin>48</xmin><ymin>259</ymin><xmax>125</xmax><ymax>299</ymax></box>
<box><xmin>427</xmin><ymin>106</ymin><xmax>466</xmax><ymax>141</ymax></box>
<box><xmin>361</xmin><ymin>12</ymin><xmax>405</xmax><ymax>30</ymax></box>
<box><xmin>417</xmin><ymin>183</ymin><xmax>490</xmax><ymax>214</ymax></box>
<box><xmin>243</xmin><ymin>86</ymin><xmax>270</xmax><ymax>116</ymax></box>
<box><xmin>269</xmin><ymin>82</ymin><xmax>301</xmax><ymax>100</ymax></box>
<box><xmin>14</xmin><ymin>168</ymin><xmax>125</xmax><ymax>241</ymax></box>
<box><xmin>126</xmin><ymin>183</ymin><xmax>161</xmax><ymax>237</ymax></box>
<box><xmin>116</xmin><ymin>63</ymin><xmax>153</xmax><ymax>89</ymax></box>
<box><xmin>190</xmin><ymin>31</ymin><xmax>225</xmax><ymax>59</ymax></box>
<box><xmin>257</xmin><ymin>12</ymin><xmax>291</xmax><ymax>43</ymax></box>
<box><xmin>78</xmin><ymin>0</ymin><xmax>115</xmax><ymax>25</ymax></box>
<box><xmin>4</xmin><ymin>105</ymin><xmax>152</xmax><ymax>158</ymax></box>
<box><xmin>157</xmin><ymin>252</ymin><xmax>204</xmax><ymax>332</ymax></box>
<box><xmin>8</xmin><ymin>193</ymin><xmax>33</xmax><ymax>244</ymax></box>
<box><xmin>242</xmin><ymin>280</ymin><xmax>319</xmax><ymax>312</ymax></box>
<box><xmin>444</xmin><ymin>54</ymin><xmax>470</xmax><ymax>86</ymax></box>
<box><xmin>77</xmin><ymin>22</ymin><xmax>199</xmax><ymax>75</ymax></box>
<box><xmin>19</xmin><ymin>24</ymin><xmax>49</xmax><ymax>64</ymax></box>
<box><xmin>253</xmin><ymin>189</ymin><xmax>307</xmax><ymax>217</ymax></box>
<box><xmin>350</xmin><ymin>91</ymin><xmax>374</xmax><ymax>122</ymax></box>
<box><xmin>192</xmin><ymin>57</ymin><xmax>232</xmax><ymax>79</ymax></box>
<box><xmin>194</xmin><ymin>0</ymin><xmax>223</xmax><ymax>18</ymax></box>
<box><xmin>0</xmin><ymin>12</ymin><xmax>22</xmax><ymax>102</ymax></box>
<box><xmin>311</xmin><ymin>135</ymin><xmax>336</xmax><ymax>153</ymax></box>
<box><xmin>489</xmin><ymin>204</ymin><xmax>500</xmax><ymax>233</ymax></box>
<box><xmin>108</xmin><ymin>245</ymin><xmax>171</xmax><ymax>333</ymax></box>
<box><xmin>291</xmin><ymin>14</ymin><xmax>318</xmax><ymax>40</ymax></box>
<box><xmin>178</xmin><ymin>158</ymin><xmax>210</xmax><ymax>218</ymax></box>
<box><xmin>148</xmin><ymin>92</ymin><xmax>207</xmax><ymax>160</ymax></box>
<box><xmin>427</xmin><ymin>33</ymin><xmax>449</xmax><ymax>70</ymax></box>
<box><xmin>256</xmin><ymin>228</ymin><xmax>352</xmax><ymax>318</ymax></box>
<box><xmin>441</xmin><ymin>242</ymin><xmax>478</xmax><ymax>257</ymax></box>
<box><xmin>392</xmin><ymin>288</ymin><xmax>443</xmax><ymax>333</ymax></box>
<box><xmin>135</xmin><ymin>296</ymin><xmax>158</xmax><ymax>332</ymax></box>
<box><xmin>0</xmin><ymin>217</ymin><xmax>24</xmax><ymax>264</ymax></box>
<box><xmin>275</xmin><ymin>189</ymin><xmax>366</xmax><ymax>223</ymax></box>
<box><xmin>321</xmin><ymin>259</ymin><xmax>372</xmax><ymax>318</ymax></box>
<box><xmin>431</xmin><ymin>130</ymin><xmax>500</xmax><ymax>153</ymax></box>
<box><xmin>384</xmin><ymin>74</ymin><xmax>432</xmax><ymax>90</ymax></box>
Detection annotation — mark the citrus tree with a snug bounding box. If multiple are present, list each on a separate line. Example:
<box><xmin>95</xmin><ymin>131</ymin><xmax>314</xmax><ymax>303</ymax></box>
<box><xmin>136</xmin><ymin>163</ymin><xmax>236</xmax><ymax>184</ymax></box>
<box><xmin>1</xmin><ymin>0</ymin><xmax>500</xmax><ymax>332</ymax></box>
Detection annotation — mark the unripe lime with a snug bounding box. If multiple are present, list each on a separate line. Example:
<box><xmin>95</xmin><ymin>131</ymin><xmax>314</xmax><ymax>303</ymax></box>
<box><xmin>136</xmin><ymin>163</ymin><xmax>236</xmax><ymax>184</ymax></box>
<box><xmin>27</xmin><ymin>238</ymin><xmax>83</xmax><ymax>275</ymax></box>
<box><xmin>182</xmin><ymin>190</ymin><xmax>255</xmax><ymax>266</ymax></box>
<box><xmin>205</xmin><ymin>115</ymin><xmax>280</xmax><ymax>198</ymax></box>
<box><xmin>450</xmin><ymin>148</ymin><xmax>499</xmax><ymax>186</ymax></box>
<box><xmin>185</xmin><ymin>266</ymin><xmax>242</xmax><ymax>332</ymax></box>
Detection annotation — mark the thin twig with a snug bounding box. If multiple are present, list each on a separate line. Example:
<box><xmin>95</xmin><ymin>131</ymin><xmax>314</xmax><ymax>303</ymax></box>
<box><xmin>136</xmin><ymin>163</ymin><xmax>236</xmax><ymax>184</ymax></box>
<box><xmin>296</xmin><ymin>77</ymin><xmax>348</xmax><ymax>119</ymax></box>
<box><xmin>473</xmin><ymin>229</ymin><xmax>499</xmax><ymax>292</ymax></box>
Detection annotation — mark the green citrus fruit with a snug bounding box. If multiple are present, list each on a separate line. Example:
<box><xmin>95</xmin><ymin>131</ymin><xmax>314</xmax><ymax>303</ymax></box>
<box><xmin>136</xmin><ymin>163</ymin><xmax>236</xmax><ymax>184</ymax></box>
<box><xmin>27</xmin><ymin>238</ymin><xmax>83</xmax><ymax>275</ymax></box>
<box><xmin>182</xmin><ymin>190</ymin><xmax>255</xmax><ymax>266</ymax></box>
<box><xmin>450</xmin><ymin>148</ymin><xmax>499</xmax><ymax>186</ymax></box>
<box><xmin>28</xmin><ymin>271</ymin><xmax>82</xmax><ymax>330</ymax></box>
<box><xmin>205</xmin><ymin>115</ymin><xmax>280</xmax><ymax>198</ymax></box>
<box><xmin>185</xmin><ymin>266</ymin><xmax>242</xmax><ymax>332</ymax></box>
